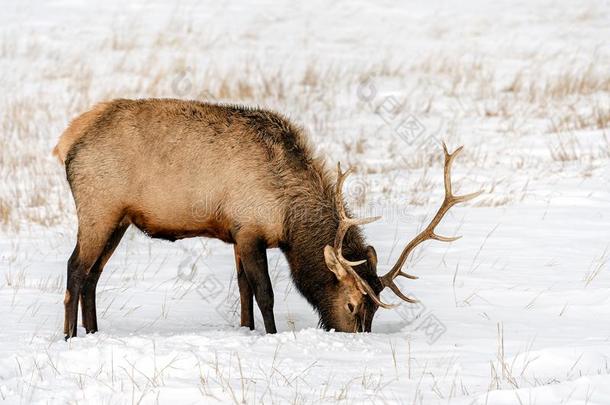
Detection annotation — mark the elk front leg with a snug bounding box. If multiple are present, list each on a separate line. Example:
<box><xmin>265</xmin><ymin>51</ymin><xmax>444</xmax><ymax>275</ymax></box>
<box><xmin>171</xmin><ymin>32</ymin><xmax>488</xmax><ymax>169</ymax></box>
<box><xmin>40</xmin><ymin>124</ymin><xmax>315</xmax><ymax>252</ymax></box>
<box><xmin>236</xmin><ymin>235</ymin><xmax>277</xmax><ymax>334</ymax></box>
<box><xmin>234</xmin><ymin>245</ymin><xmax>254</xmax><ymax>330</ymax></box>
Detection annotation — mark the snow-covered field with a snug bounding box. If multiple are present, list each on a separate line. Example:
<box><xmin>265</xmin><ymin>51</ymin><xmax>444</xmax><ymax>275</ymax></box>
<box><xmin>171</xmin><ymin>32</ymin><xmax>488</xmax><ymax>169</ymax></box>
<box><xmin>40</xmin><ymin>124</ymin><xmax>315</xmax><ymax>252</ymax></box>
<box><xmin>1</xmin><ymin>0</ymin><xmax>610</xmax><ymax>403</ymax></box>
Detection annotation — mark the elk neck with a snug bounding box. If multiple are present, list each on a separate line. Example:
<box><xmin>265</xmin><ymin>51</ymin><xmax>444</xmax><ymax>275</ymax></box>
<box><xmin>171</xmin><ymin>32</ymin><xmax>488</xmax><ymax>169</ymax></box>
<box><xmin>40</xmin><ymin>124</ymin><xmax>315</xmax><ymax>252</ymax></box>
<box><xmin>280</xmin><ymin>185</ymin><xmax>372</xmax><ymax>310</ymax></box>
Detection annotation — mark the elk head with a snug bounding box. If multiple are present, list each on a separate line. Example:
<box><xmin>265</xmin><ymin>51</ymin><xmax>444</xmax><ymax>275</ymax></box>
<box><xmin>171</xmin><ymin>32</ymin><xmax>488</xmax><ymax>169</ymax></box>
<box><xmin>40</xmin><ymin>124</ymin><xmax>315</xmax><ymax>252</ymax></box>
<box><xmin>323</xmin><ymin>143</ymin><xmax>482</xmax><ymax>332</ymax></box>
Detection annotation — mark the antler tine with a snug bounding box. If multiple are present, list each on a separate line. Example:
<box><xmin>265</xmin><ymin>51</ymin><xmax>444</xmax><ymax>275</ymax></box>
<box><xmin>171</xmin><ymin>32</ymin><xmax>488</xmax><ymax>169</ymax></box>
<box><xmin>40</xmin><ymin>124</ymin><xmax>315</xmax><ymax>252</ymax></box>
<box><xmin>360</xmin><ymin>281</ymin><xmax>397</xmax><ymax>308</ymax></box>
<box><xmin>332</xmin><ymin>162</ymin><xmax>393</xmax><ymax>307</ymax></box>
<box><xmin>386</xmin><ymin>282</ymin><xmax>418</xmax><ymax>303</ymax></box>
<box><xmin>398</xmin><ymin>270</ymin><xmax>418</xmax><ymax>280</ymax></box>
<box><xmin>335</xmin><ymin>162</ymin><xmax>352</xmax><ymax>220</ymax></box>
<box><xmin>380</xmin><ymin>143</ymin><xmax>482</xmax><ymax>304</ymax></box>
<box><xmin>334</xmin><ymin>162</ymin><xmax>381</xmax><ymax>259</ymax></box>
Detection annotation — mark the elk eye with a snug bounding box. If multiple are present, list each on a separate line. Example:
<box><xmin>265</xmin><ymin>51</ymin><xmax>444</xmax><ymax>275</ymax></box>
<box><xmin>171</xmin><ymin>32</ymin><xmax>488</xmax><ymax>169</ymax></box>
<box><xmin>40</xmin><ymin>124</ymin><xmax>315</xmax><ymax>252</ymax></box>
<box><xmin>347</xmin><ymin>303</ymin><xmax>355</xmax><ymax>313</ymax></box>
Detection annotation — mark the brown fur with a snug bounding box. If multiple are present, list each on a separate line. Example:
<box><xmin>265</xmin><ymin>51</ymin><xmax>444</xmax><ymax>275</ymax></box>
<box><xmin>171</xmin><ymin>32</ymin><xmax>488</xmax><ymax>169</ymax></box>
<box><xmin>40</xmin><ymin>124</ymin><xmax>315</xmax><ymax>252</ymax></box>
<box><xmin>53</xmin><ymin>102</ymin><xmax>111</xmax><ymax>164</ymax></box>
<box><xmin>56</xmin><ymin>98</ymin><xmax>380</xmax><ymax>338</ymax></box>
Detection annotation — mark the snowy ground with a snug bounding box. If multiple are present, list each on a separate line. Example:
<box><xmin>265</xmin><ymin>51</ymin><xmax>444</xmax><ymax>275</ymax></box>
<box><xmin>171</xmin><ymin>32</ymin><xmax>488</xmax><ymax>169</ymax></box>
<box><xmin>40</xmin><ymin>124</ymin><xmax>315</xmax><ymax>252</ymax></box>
<box><xmin>1</xmin><ymin>0</ymin><xmax>610</xmax><ymax>403</ymax></box>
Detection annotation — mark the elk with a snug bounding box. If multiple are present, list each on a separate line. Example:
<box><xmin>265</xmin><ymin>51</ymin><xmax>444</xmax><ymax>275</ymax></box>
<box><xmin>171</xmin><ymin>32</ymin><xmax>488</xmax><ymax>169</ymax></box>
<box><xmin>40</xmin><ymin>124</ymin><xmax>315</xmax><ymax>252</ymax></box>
<box><xmin>54</xmin><ymin>98</ymin><xmax>480</xmax><ymax>339</ymax></box>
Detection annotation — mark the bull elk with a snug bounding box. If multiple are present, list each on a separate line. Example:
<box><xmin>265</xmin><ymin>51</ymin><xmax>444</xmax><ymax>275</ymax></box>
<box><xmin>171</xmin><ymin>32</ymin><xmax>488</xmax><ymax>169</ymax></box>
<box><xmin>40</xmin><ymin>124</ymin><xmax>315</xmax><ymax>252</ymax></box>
<box><xmin>54</xmin><ymin>98</ymin><xmax>480</xmax><ymax>339</ymax></box>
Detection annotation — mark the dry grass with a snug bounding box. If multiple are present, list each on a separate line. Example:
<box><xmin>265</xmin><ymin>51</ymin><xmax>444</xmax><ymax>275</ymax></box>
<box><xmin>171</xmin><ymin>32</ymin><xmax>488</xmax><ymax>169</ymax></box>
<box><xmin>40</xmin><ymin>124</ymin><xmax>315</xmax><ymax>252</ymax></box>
<box><xmin>549</xmin><ymin>103</ymin><xmax>610</xmax><ymax>133</ymax></box>
<box><xmin>583</xmin><ymin>247</ymin><xmax>609</xmax><ymax>287</ymax></box>
<box><xmin>0</xmin><ymin>198</ymin><xmax>11</xmax><ymax>227</ymax></box>
<box><xmin>1</xmin><ymin>14</ymin><xmax>609</xmax><ymax>232</ymax></box>
<box><xmin>502</xmin><ymin>61</ymin><xmax>610</xmax><ymax>102</ymax></box>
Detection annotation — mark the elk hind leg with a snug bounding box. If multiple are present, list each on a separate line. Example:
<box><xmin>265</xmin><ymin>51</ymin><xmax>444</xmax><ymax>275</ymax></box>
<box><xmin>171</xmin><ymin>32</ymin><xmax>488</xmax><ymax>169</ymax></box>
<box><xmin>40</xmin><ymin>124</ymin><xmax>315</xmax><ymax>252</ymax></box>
<box><xmin>80</xmin><ymin>218</ymin><xmax>130</xmax><ymax>334</ymax></box>
<box><xmin>64</xmin><ymin>216</ymin><xmax>120</xmax><ymax>340</ymax></box>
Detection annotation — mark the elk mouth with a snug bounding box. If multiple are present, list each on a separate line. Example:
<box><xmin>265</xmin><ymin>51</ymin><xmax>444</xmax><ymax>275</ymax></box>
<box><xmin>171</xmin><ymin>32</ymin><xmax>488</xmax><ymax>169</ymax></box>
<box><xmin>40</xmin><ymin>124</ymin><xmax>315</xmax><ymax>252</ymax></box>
<box><xmin>354</xmin><ymin>318</ymin><xmax>363</xmax><ymax>333</ymax></box>
<box><xmin>355</xmin><ymin>312</ymin><xmax>369</xmax><ymax>333</ymax></box>
<box><xmin>316</xmin><ymin>309</ymin><xmax>366</xmax><ymax>333</ymax></box>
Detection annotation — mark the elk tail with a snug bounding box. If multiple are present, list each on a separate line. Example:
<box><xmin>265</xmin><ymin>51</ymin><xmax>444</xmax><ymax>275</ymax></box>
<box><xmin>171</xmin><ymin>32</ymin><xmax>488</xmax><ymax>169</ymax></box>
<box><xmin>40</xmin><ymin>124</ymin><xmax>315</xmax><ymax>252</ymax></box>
<box><xmin>53</xmin><ymin>102</ymin><xmax>110</xmax><ymax>165</ymax></box>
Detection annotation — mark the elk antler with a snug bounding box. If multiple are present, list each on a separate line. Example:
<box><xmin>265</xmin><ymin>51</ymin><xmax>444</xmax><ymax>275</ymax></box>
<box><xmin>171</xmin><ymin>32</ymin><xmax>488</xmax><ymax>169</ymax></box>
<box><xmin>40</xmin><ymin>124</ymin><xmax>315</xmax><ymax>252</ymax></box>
<box><xmin>380</xmin><ymin>143</ymin><xmax>482</xmax><ymax>304</ymax></box>
<box><xmin>331</xmin><ymin>163</ymin><xmax>395</xmax><ymax>309</ymax></box>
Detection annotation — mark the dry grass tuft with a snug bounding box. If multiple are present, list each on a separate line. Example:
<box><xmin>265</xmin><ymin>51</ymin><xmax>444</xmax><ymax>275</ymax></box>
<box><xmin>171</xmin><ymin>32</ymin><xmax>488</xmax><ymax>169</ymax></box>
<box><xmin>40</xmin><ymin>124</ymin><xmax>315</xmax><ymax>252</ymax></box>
<box><xmin>0</xmin><ymin>198</ymin><xmax>11</xmax><ymax>227</ymax></box>
<box><xmin>549</xmin><ymin>104</ymin><xmax>610</xmax><ymax>133</ymax></box>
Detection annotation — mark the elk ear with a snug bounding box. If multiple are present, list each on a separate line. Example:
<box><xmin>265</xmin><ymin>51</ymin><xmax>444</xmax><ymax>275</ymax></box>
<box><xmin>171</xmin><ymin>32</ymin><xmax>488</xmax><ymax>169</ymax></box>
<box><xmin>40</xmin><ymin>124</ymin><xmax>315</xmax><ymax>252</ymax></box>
<box><xmin>366</xmin><ymin>245</ymin><xmax>378</xmax><ymax>269</ymax></box>
<box><xmin>324</xmin><ymin>245</ymin><xmax>347</xmax><ymax>280</ymax></box>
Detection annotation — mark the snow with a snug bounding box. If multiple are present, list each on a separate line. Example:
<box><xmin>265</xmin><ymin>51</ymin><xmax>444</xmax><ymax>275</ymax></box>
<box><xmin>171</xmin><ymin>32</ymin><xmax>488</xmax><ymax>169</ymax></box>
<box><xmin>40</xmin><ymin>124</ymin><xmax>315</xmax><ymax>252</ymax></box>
<box><xmin>1</xmin><ymin>0</ymin><xmax>610</xmax><ymax>403</ymax></box>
